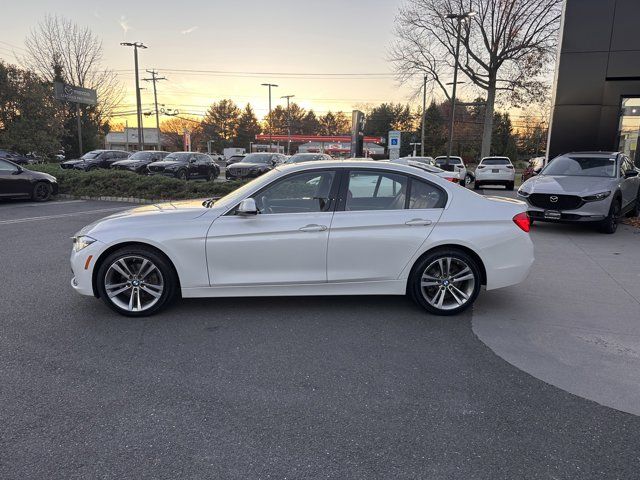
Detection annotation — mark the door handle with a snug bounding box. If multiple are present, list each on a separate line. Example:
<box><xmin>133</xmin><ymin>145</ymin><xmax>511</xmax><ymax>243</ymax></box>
<box><xmin>405</xmin><ymin>219</ymin><xmax>433</xmax><ymax>226</ymax></box>
<box><xmin>299</xmin><ymin>224</ymin><xmax>328</xmax><ymax>232</ymax></box>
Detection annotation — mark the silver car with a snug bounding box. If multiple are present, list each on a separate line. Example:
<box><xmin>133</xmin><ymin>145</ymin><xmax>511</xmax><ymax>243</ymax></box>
<box><xmin>518</xmin><ymin>152</ymin><xmax>640</xmax><ymax>233</ymax></box>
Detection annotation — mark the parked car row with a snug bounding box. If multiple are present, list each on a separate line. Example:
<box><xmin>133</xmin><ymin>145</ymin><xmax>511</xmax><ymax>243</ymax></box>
<box><xmin>60</xmin><ymin>150</ymin><xmax>220</xmax><ymax>180</ymax></box>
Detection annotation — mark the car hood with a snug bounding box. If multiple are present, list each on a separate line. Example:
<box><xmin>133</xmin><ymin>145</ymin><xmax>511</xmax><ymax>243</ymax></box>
<box><xmin>523</xmin><ymin>175</ymin><xmax>614</xmax><ymax>195</ymax></box>
<box><xmin>77</xmin><ymin>200</ymin><xmax>212</xmax><ymax>237</ymax></box>
<box><xmin>149</xmin><ymin>160</ymin><xmax>186</xmax><ymax>168</ymax></box>
<box><xmin>61</xmin><ymin>159</ymin><xmax>86</xmax><ymax>166</ymax></box>
<box><xmin>25</xmin><ymin>169</ymin><xmax>57</xmax><ymax>182</ymax></box>
<box><xmin>228</xmin><ymin>162</ymin><xmax>269</xmax><ymax>170</ymax></box>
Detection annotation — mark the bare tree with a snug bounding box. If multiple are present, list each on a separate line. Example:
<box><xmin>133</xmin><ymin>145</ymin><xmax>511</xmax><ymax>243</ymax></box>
<box><xmin>391</xmin><ymin>0</ymin><xmax>562</xmax><ymax>158</ymax></box>
<box><xmin>21</xmin><ymin>14</ymin><xmax>124</xmax><ymax>121</ymax></box>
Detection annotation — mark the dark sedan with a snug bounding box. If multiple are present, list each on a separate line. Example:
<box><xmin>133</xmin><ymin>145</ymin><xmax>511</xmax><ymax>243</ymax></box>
<box><xmin>0</xmin><ymin>158</ymin><xmax>58</xmax><ymax>201</ymax></box>
<box><xmin>60</xmin><ymin>150</ymin><xmax>130</xmax><ymax>171</ymax></box>
<box><xmin>147</xmin><ymin>152</ymin><xmax>220</xmax><ymax>180</ymax></box>
<box><xmin>111</xmin><ymin>150</ymin><xmax>170</xmax><ymax>174</ymax></box>
<box><xmin>0</xmin><ymin>149</ymin><xmax>37</xmax><ymax>166</ymax></box>
<box><xmin>225</xmin><ymin>153</ymin><xmax>286</xmax><ymax>180</ymax></box>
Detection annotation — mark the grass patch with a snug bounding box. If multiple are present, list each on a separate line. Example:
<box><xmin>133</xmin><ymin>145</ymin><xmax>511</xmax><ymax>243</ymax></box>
<box><xmin>30</xmin><ymin>163</ymin><xmax>248</xmax><ymax>200</ymax></box>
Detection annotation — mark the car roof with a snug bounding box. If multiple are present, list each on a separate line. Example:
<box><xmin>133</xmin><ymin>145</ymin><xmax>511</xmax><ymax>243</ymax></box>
<box><xmin>274</xmin><ymin>158</ymin><xmax>451</xmax><ymax>178</ymax></box>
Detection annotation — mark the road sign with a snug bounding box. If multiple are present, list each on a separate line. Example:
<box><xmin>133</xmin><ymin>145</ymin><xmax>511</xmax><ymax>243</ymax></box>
<box><xmin>388</xmin><ymin>131</ymin><xmax>401</xmax><ymax>148</ymax></box>
<box><xmin>54</xmin><ymin>82</ymin><xmax>97</xmax><ymax>106</ymax></box>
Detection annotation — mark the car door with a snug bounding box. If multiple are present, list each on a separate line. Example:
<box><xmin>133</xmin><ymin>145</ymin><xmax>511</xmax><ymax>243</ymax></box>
<box><xmin>327</xmin><ymin>169</ymin><xmax>445</xmax><ymax>282</ymax></box>
<box><xmin>0</xmin><ymin>159</ymin><xmax>30</xmax><ymax>196</ymax></box>
<box><xmin>206</xmin><ymin>169</ymin><xmax>339</xmax><ymax>285</ymax></box>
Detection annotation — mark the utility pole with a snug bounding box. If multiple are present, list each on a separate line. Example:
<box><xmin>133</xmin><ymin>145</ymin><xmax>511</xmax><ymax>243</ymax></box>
<box><xmin>445</xmin><ymin>12</ymin><xmax>475</xmax><ymax>165</ymax></box>
<box><xmin>261</xmin><ymin>83</ymin><xmax>278</xmax><ymax>152</ymax></box>
<box><xmin>421</xmin><ymin>75</ymin><xmax>427</xmax><ymax>157</ymax></box>
<box><xmin>143</xmin><ymin>69</ymin><xmax>167</xmax><ymax>151</ymax></box>
<box><xmin>120</xmin><ymin>42</ymin><xmax>147</xmax><ymax>150</ymax></box>
<box><xmin>281</xmin><ymin>94</ymin><xmax>295</xmax><ymax>155</ymax></box>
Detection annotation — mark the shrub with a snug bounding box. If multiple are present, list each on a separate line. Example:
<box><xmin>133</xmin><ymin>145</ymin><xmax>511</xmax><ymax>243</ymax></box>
<box><xmin>30</xmin><ymin>163</ymin><xmax>249</xmax><ymax>200</ymax></box>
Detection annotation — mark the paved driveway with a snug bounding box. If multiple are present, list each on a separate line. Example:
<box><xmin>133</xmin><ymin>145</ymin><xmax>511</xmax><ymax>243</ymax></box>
<box><xmin>1</xmin><ymin>198</ymin><xmax>639</xmax><ymax>479</ymax></box>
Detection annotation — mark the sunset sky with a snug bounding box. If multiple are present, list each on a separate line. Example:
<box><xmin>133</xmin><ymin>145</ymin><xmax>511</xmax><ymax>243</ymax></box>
<box><xmin>0</xmin><ymin>0</ymin><xmax>434</xmax><ymax>124</ymax></box>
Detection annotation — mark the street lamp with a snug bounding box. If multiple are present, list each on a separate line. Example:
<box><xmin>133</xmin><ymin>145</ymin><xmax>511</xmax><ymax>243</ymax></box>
<box><xmin>281</xmin><ymin>94</ymin><xmax>295</xmax><ymax>154</ymax></box>
<box><xmin>444</xmin><ymin>11</ymin><xmax>475</xmax><ymax>166</ymax></box>
<box><xmin>261</xmin><ymin>83</ymin><xmax>278</xmax><ymax>152</ymax></box>
<box><xmin>120</xmin><ymin>42</ymin><xmax>147</xmax><ymax>150</ymax></box>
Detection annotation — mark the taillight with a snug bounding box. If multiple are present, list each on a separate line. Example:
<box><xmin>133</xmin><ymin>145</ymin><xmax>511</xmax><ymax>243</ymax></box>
<box><xmin>513</xmin><ymin>212</ymin><xmax>530</xmax><ymax>232</ymax></box>
<box><xmin>506</xmin><ymin>165</ymin><xmax>514</xmax><ymax>169</ymax></box>
<box><xmin>446</xmin><ymin>177</ymin><xmax>459</xmax><ymax>183</ymax></box>
<box><xmin>477</xmin><ymin>165</ymin><xmax>485</xmax><ymax>169</ymax></box>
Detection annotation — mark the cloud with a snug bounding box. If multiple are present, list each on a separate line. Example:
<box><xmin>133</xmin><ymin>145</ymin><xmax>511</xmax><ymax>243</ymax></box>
<box><xmin>119</xmin><ymin>15</ymin><xmax>131</xmax><ymax>36</ymax></box>
<box><xmin>180</xmin><ymin>26</ymin><xmax>199</xmax><ymax>35</ymax></box>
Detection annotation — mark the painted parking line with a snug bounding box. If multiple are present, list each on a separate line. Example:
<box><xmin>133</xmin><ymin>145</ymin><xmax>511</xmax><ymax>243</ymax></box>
<box><xmin>5</xmin><ymin>200</ymin><xmax>87</xmax><ymax>208</ymax></box>
<box><xmin>0</xmin><ymin>206</ymin><xmax>129</xmax><ymax>225</ymax></box>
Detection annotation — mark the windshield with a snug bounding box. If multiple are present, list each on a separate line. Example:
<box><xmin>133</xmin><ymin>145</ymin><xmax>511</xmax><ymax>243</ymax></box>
<box><xmin>242</xmin><ymin>153</ymin><xmax>273</xmax><ymax>164</ymax></box>
<box><xmin>81</xmin><ymin>151</ymin><xmax>101</xmax><ymax>160</ymax></box>
<box><xmin>208</xmin><ymin>169</ymin><xmax>281</xmax><ymax>208</ymax></box>
<box><xmin>164</xmin><ymin>153</ymin><xmax>190</xmax><ymax>162</ymax></box>
<box><xmin>129</xmin><ymin>152</ymin><xmax>156</xmax><ymax>161</ymax></box>
<box><xmin>481</xmin><ymin>158</ymin><xmax>511</xmax><ymax>166</ymax></box>
<box><xmin>541</xmin><ymin>155</ymin><xmax>616</xmax><ymax>178</ymax></box>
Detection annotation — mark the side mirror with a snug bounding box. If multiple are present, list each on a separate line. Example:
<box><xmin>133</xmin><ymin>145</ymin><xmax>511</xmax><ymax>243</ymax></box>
<box><xmin>13</xmin><ymin>166</ymin><xmax>23</xmax><ymax>175</ymax></box>
<box><xmin>624</xmin><ymin>170</ymin><xmax>638</xmax><ymax>178</ymax></box>
<box><xmin>189</xmin><ymin>158</ymin><xmax>196</xmax><ymax>164</ymax></box>
<box><xmin>237</xmin><ymin>198</ymin><xmax>258</xmax><ymax>216</ymax></box>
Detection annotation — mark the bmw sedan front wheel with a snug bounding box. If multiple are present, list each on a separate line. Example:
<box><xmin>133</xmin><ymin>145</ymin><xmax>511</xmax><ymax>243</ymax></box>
<box><xmin>96</xmin><ymin>246</ymin><xmax>178</xmax><ymax>317</ymax></box>
<box><xmin>408</xmin><ymin>249</ymin><xmax>481</xmax><ymax>316</ymax></box>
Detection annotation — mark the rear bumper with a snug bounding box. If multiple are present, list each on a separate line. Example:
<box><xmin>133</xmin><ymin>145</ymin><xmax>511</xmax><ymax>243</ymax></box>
<box><xmin>475</xmin><ymin>172</ymin><xmax>515</xmax><ymax>183</ymax></box>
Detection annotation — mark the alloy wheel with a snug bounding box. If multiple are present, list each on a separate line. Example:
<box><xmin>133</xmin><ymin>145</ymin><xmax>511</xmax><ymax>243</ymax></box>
<box><xmin>104</xmin><ymin>256</ymin><xmax>164</xmax><ymax>312</ymax></box>
<box><xmin>420</xmin><ymin>256</ymin><xmax>476</xmax><ymax>311</ymax></box>
<box><xmin>33</xmin><ymin>182</ymin><xmax>51</xmax><ymax>201</ymax></box>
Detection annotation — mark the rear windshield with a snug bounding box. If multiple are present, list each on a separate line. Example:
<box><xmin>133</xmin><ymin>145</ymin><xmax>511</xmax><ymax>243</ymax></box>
<box><xmin>481</xmin><ymin>158</ymin><xmax>511</xmax><ymax>165</ymax></box>
<box><xmin>435</xmin><ymin>157</ymin><xmax>462</xmax><ymax>165</ymax></box>
<box><xmin>542</xmin><ymin>156</ymin><xmax>616</xmax><ymax>178</ymax></box>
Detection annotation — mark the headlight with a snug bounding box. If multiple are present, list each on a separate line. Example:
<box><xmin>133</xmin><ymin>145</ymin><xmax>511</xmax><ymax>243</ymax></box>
<box><xmin>73</xmin><ymin>235</ymin><xmax>97</xmax><ymax>252</ymax></box>
<box><xmin>583</xmin><ymin>191</ymin><xmax>611</xmax><ymax>202</ymax></box>
<box><xmin>517</xmin><ymin>189</ymin><xmax>530</xmax><ymax>198</ymax></box>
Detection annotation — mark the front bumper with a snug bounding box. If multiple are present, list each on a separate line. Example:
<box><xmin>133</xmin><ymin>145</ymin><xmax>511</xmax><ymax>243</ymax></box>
<box><xmin>225</xmin><ymin>170</ymin><xmax>262</xmax><ymax>180</ymax></box>
<box><xmin>526</xmin><ymin>197</ymin><xmax>611</xmax><ymax>223</ymax></box>
<box><xmin>70</xmin><ymin>240</ymin><xmax>105</xmax><ymax>297</ymax></box>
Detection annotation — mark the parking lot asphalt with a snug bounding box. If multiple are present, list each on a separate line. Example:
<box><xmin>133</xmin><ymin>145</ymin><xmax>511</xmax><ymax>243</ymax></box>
<box><xmin>1</xmin><ymin>197</ymin><xmax>640</xmax><ymax>479</ymax></box>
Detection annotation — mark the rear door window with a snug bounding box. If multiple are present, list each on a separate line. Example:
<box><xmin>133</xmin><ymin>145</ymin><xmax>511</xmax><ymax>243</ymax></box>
<box><xmin>345</xmin><ymin>171</ymin><xmax>408</xmax><ymax>211</ymax></box>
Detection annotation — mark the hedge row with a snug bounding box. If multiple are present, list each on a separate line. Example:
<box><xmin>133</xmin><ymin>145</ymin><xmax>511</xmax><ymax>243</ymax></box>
<box><xmin>30</xmin><ymin>163</ymin><xmax>248</xmax><ymax>200</ymax></box>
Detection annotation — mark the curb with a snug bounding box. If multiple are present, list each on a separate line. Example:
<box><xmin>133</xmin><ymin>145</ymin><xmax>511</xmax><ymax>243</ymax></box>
<box><xmin>57</xmin><ymin>194</ymin><xmax>158</xmax><ymax>204</ymax></box>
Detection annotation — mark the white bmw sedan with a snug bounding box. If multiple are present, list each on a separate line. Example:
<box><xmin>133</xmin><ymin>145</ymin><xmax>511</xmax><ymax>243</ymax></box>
<box><xmin>70</xmin><ymin>160</ymin><xmax>534</xmax><ymax>317</ymax></box>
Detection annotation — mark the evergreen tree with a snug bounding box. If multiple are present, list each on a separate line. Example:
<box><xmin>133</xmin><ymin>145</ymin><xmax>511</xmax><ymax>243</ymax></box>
<box><xmin>235</xmin><ymin>104</ymin><xmax>261</xmax><ymax>149</ymax></box>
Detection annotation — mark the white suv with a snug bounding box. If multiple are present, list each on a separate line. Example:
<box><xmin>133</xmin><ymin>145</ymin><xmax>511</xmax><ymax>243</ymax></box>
<box><xmin>474</xmin><ymin>157</ymin><xmax>516</xmax><ymax>190</ymax></box>
<box><xmin>434</xmin><ymin>156</ymin><xmax>468</xmax><ymax>186</ymax></box>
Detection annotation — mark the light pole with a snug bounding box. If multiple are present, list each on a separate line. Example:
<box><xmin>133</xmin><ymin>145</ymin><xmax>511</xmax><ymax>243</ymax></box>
<box><xmin>445</xmin><ymin>11</ymin><xmax>475</xmax><ymax>166</ymax></box>
<box><xmin>143</xmin><ymin>69</ymin><xmax>166</xmax><ymax>151</ymax></box>
<box><xmin>261</xmin><ymin>83</ymin><xmax>278</xmax><ymax>152</ymax></box>
<box><xmin>120</xmin><ymin>42</ymin><xmax>147</xmax><ymax>151</ymax></box>
<box><xmin>281</xmin><ymin>94</ymin><xmax>295</xmax><ymax>154</ymax></box>
<box><xmin>421</xmin><ymin>75</ymin><xmax>427</xmax><ymax>157</ymax></box>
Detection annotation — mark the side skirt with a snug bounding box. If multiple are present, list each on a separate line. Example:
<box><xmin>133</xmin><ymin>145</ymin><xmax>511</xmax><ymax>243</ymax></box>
<box><xmin>181</xmin><ymin>280</ymin><xmax>407</xmax><ymax>298</ymax></box>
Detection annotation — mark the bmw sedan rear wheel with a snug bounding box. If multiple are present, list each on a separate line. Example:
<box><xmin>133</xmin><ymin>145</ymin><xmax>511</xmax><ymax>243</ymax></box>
<box><xmin>409</xmin><ymin>249</ymin><xmax>481</xmax><ymax>316</ymax></box>
<box><xmin>96</xmin><ymin>246</ymin><xmax>178</xmax><ymax>317</ymax></box>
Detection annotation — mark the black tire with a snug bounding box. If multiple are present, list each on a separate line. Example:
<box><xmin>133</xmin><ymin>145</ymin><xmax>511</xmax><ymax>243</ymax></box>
<box><xmin>626</xmin><ymin>190</ymin><xmax>640</xmax><ymax>218</ymax></box>
<box><xmin>465</xmin><ymin>174</ymin><xmax>473</xmax><ymax>187</ymax></box>
<box><xmin>86</xmin><ymin>166</ymin><xmax>97</xmax><ymax>172</ymax></box>
<box><xmin>32</xmin><ymin>181</ymin><xmax>52</xmax><ymax>202</ymax></box>
<box><xmin>473</xmin><ymin>181</ymin><xmax>481</xmax><ymax>190</ymax></box>
<box><xmin>599</xmin><ymin>199</ymin><xmax>621</xmax><ymax>234</ymax></box>
<box><xmin>176</xmin><ymin>170</ymin><xmax>188</xmax><ymax>181</ymax></box>
<box><xmin>408</xmin><ymin>249</ymin><xmax>482</xmax><ymax>316</ymax></box>
<box><xmin>506</xmin><ymin>182</ymin><xmax>515</xmax><ymax>191</ymax></box>
<box><xmin>96</xmin><ymin>245</ymin><xmax>178</xmax><ymax>317</ymax></box>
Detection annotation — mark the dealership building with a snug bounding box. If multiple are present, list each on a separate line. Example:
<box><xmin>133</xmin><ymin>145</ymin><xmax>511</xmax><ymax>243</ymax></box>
<box><xmin>549</xmin><ymin>0</ymin><xmax>640</xmax><ymax>165</ymax></box>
